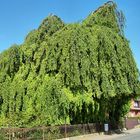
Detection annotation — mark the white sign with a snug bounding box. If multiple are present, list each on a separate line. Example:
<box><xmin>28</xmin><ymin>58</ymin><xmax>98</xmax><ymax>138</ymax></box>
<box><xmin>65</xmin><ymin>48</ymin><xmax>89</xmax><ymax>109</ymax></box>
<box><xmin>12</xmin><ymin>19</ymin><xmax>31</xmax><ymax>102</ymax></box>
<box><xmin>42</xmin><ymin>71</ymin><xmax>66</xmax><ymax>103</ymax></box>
<box><xmin>104</xmin><ymin>123</ymin><xmax>109</xmax><ymax>132</ymax></box>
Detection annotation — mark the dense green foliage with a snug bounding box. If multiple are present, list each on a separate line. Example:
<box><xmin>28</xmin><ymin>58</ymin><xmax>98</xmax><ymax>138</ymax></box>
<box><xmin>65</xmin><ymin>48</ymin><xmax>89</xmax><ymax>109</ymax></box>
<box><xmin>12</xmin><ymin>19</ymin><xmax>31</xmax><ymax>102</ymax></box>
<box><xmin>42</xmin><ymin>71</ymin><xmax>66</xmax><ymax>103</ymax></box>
<box><xmin>0</xmin><ymin>1</ymin><xmax>139</xmax><ymax>127</ymax></box>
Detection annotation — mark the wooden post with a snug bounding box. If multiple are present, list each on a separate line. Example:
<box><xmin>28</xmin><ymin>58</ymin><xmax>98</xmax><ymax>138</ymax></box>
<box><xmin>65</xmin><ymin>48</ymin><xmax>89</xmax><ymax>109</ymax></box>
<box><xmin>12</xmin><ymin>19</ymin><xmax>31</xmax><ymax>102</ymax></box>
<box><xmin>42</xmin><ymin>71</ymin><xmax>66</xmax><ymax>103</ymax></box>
<box><xmin>8</xmin><ymin>126</ymin><xmax>10</xmax><ymax>140</ymax></box>
<box><xmin>64</xmin><ymin>117</ymin><xmax>67</xmax><ymax>138</ymax></box>
<box><xmin>42</xmin><ymin>127</ymin><xmax>45</xmax><ymax>140</ymax></box>
<box><xmin>82</xmin><ymin>123</ymin><xmax>85</xmax><ymax>135</ymax></box>
<box><xmin>9</xmin><ymin>130</ymin><xmax>10</xmax><ymax>140</ymax></box>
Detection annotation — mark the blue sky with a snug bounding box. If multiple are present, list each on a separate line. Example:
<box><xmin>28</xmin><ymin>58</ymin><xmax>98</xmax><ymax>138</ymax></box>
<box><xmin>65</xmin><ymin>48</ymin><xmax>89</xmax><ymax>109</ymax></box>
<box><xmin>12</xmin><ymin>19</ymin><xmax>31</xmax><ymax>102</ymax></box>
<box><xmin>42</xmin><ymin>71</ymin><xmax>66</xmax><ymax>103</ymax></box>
<box><xmin>0</xmin><ymin>0</ymin><xmax>140</xmax><ymax>70</ymax></box>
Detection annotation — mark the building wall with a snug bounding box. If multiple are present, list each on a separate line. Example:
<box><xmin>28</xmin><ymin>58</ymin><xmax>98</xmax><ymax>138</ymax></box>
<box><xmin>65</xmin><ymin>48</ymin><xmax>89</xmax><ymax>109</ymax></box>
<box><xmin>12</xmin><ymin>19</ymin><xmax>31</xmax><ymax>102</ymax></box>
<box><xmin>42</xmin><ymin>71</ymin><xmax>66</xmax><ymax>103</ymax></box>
<box><xmin>128</xmin><ymin>99</ymin><xmax>140</xmax><ymax>117</ymax></box>
<box><xmin>129</xmin><ymin>110</ymin><xmax>140</xmax><ymax>117</ymax></box>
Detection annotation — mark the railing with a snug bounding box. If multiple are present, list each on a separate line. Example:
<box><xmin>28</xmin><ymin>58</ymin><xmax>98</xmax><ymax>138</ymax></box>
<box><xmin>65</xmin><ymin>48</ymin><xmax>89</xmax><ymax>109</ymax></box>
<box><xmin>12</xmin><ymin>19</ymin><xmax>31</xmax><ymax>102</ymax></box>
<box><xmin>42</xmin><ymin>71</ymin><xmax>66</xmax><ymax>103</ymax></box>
<box><xmin>0</xmin><ymin>123</ymin><xmax>118</xmax><ymax>140</ymax></box>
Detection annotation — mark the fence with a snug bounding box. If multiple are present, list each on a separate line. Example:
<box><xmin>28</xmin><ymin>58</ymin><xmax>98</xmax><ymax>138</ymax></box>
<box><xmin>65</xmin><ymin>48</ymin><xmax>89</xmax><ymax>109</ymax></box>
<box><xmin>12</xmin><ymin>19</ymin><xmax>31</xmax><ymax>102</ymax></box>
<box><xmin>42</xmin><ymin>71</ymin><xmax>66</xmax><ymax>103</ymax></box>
<box><xmin>0</xmin><ymin>123</ymin><xmax>119</xmax><ymax>140</ymax></box>
<box><xmin>125</xmin><ymin>117</ymin><xmax>140</xmax><ymax>129</ymax></box>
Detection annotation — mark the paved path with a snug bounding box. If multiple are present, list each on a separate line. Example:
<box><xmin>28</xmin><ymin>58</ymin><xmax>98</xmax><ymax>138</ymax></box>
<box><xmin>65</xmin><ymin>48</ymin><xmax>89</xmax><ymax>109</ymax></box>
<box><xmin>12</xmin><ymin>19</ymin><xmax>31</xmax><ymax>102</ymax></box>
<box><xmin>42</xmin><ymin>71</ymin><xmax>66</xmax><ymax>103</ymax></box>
<box><xmin>111</xmin><ymin>128</ymin><xmax>140</xmax><ymax>140</ymax></box>
<box><xmin>59</xmin><ymin>128</ymin><xmax>140</xmax><ymax>140</ymax></box>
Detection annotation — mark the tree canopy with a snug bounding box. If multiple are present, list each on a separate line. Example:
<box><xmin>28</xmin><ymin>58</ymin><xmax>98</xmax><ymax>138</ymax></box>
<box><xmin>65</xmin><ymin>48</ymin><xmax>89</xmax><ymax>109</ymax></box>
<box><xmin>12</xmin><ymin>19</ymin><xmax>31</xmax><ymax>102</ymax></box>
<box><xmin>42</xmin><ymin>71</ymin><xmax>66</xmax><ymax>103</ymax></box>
<box><xmin>0</xmin><ymin>1</ymin><xmax>139</xmax><ymax>127</ymax></box>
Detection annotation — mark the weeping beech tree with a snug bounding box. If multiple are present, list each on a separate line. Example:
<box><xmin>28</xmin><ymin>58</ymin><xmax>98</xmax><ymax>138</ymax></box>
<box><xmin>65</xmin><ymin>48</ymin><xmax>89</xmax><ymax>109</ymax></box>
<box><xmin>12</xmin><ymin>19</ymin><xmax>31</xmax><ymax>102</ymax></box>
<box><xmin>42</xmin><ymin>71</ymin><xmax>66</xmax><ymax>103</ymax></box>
<box><xmin>0</xmin><ymin>1</ymin><xmax>139</xmax><ymax>127</ymax></box>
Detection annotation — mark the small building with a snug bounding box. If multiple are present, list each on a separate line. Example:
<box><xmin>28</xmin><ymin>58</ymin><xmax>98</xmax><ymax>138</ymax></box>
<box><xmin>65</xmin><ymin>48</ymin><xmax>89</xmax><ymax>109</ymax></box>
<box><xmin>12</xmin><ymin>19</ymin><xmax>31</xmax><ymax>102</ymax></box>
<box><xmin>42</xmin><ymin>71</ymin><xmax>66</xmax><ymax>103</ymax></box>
<box><xmin>125</xmin><ymin>99</ymin><xmax>140</xmax><ymax>129</ymax></box>
<box><xmin>128</xmin><ymin>99</ymin><xmax>140</xmax><ymax>117</ymax></box>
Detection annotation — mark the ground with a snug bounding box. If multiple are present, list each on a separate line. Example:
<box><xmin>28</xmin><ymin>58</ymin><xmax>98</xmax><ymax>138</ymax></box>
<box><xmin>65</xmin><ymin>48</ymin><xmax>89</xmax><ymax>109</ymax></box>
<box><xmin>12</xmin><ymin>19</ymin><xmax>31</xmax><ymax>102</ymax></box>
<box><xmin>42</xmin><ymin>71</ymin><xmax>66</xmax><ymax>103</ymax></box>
<box><xmin>60</xmin><ymin>128</ymin><xmax>140</xmax><ymax>140</ymax></box>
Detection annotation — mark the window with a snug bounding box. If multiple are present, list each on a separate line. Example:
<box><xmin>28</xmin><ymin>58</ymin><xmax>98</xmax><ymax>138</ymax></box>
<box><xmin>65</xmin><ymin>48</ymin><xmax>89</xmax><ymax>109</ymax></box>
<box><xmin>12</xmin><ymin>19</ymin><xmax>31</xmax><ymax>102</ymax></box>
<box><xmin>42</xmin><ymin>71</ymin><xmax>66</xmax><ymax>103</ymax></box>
<box><xmin>134</xmin><ymin>101</ymin><xmax>139</xmax><ymax>108</ymax></box>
